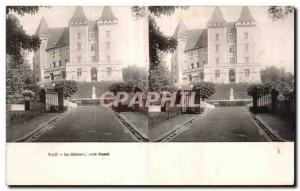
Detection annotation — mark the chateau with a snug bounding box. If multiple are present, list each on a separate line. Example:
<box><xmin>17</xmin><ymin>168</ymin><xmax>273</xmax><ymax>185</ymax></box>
<box><xmin>33</xmin><ymin>6</ymin><xmax>123</xmax><ymax>84</ymax></box>
<box><xmin>171</xmin><ymin>7</ymin><xmax>261</xmax><ymax>86</ymax></box>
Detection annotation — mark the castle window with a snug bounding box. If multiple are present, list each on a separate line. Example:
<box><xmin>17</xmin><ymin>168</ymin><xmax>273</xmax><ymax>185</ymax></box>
<box><xmin>245</xmin><ymin>57</ymin><xmax>249</xmax><ymax>64</ymax></box>
<box><xmin>58</xmin><ymin>60</ymin><xmax>62</xmax><ymax>67</ymax></box>
<box><xmin>90</xmin><ymin>32</ymin><xmax>96</xmax><ymax>38</ymax></box>
<box><xmin>77</xmin><ymin>43</ymin><xmax>81</xmax><ymax>51</ymax></box>
<box><xmin>215</xmin><ymin>44</ymin><xmax>219</xmax><ymax>53</ymax></box>
<box><xmin>230</xmin><ymin>57</ymin><xmax>235</xmax><ymax>64</ymax></box>
<box><xmin>200</xmin><ymin>69</ymin><xmax>204</xmax><ymax>80</ymax></box>
<box><xmin>91</xmin><ymin>56</ymin><xmax>96</xmax><ymax>62</ymax></box>
<box><xmin>197</xmin><ymin>62</ymin><xmax>200</xmax><ymax>68</ymax></box>
<box><xmin>215</xmin><ymin>33</ymin><xmax>219</xmax><ymax>41</ymax></box>
<box><xmin>245</xmin><ymin>69</ymin><xmax>250</xmax><ymax>77</ymax></box>
<box><xmin>53</xmin><ymin>62</ymin><xmax>56</xmax><ymax>68</ymax></box>
<box><xmin>65</xmin><ymin>59</ymin><xmax>68</xmax><ymax>64</ymax></box>
<box><xmin>77</xmin><ymin>56</ymin><xmax>81</xmax><ymax>63</ymax></box>
<box><xmin>245</xmin><ymin>43</ymin><xmax>249</xmax><ymax>51</ymax></box>
<box><xmin>188</xmin><ymin>75</ymin><xmax>192</xmax><ymax>82</ymax></box>
<box><xmin>77</xmin><ymin>68</ymin><xmax>82</xmax><ymax>76</ymax></box>
<box><xmin>107</xmin><ymin>67</ymin><xmax>112</xmax><ymax>76</ymax></box>
<box><xmin>50</xmin><ymin>73</ymin><xmax>54</xmax><ymax>81</ymax></box>
<box><xmin>229</xmin><ymin>45</ymin><xmax>234</xmax><ymax>53</ymax></box>
<box><xmin>191</xmin><ymin>63</ymin><xmax>194</xmax><ymax>69</ymax></box>
<box><xmin>244</xmin><ymin>32</ymin><xmax>248</xmax><ymax>39</ymax></box>
<box><xmin>228</xmin><ymin>33</ymin><xmax>233</xmax><ymax>40</ymax></box>
<box><xmin>216</xmin><ymin>57</ymin><xmax>220</xmax><ymax>65</ymax></box>
<box><xmin>215</xmin><ymin>70</ymin><xmax>220</xmax><ymax>78</ymax></box>
<box><xmin>106</xmin><ymin>42</ymin><xmax>111</xmax><ymax>50</ymax></box>
<box><xmin>106</xmin><ymin>30</ymin><xmax>110</xmax><ymax>38</ymax></box>
<box><xmin>61</xmin><ymin>71</ymin><xmax>66</xmax><ymax>79</ymax></box>
<box><xmin>77</xmin><ymin>33</ymin><xmax>81</xmax><ymax>40</ymax></box>
<box><xmin>91</xmin><ymin>43</ymin><xmax>96</xmax><ymax>51</ymax></box>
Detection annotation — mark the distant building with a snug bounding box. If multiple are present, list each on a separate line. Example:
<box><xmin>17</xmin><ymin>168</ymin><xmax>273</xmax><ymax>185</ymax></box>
<box><xmin>171</xmin><ymin>7</ymin><xmax>261</xmax><ymax>86</ymax></box>
<box><xmin>33</xmin><ymin>6</ymin><xmax>123</xmax><ymax>84</ymax></box>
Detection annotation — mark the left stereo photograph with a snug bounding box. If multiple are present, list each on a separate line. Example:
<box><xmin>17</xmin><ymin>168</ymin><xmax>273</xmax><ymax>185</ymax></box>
<box><xmin>6</xmin><ymin>6</ymin><xmax>149</xmax><ymax>142</ymax></box>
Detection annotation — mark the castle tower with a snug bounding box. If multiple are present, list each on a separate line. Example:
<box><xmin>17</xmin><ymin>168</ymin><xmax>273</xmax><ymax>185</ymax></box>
<box><xmin>235</xmin><ymin>6</ymin><xmax>261</xmax><ymax>83</ymax></box>
<box><xmin>68</xmin><ymin>6</ymin><xmax>89</xmax><ymax>64</ymax></box>
<box><xmin>206</xmin><ymin>7</ymin><xmax>227</xmax><ymax>83</ymax></box>
<box><xmin>32</xmin><ymin>17</ymin><xmax>49</xmax><ymax>83</ymax></box>
<box><xmin>96</xmin><ymin>6</ymin><xmax>122</xmax><ymax>81</ymax></box>
<box><xmin>171</xmin><ymin>19</ymin><xmax>187</xmax><ymax>86</ymax></box>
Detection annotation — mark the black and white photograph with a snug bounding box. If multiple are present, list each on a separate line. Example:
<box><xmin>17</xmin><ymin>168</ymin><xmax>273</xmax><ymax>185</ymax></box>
<box><xmin>6</xmin><ymin>6</ymin><xmax>149</xmax><ymax>142</ymax></box>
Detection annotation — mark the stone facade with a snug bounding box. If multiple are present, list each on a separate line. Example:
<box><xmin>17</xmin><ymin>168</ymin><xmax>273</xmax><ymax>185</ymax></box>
<box><xmin>171</xmin><ymin>7</ymin><xmax>261</xmax><ymax>87</ymax></box>
<box><xmin>33</xmin><ymin>6</ymin><xmax>123</xmax><ymax>84</ymax></box>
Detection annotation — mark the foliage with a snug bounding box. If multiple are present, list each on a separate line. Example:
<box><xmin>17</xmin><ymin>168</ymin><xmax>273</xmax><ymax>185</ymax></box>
<box><xmin>160</xmin><ymin>85</ymin><xmax>177</xmax><ymax>92</ymax></box>
<box><xmin>6</xmin><ymin>55</ymin><xmax>33</xmax><ymax>97</ymax></box>
<box><xmin>21</xmin><ymin>89</ymin><xmax>35</xmax><ymax>100</ymax></box>
<box><xmin>268</xmin><ymin>6</ymin><xmax>294</xmax><ymax>21</ymax></box>
<box><xmin>23</xmin><ymin>84</ymin><xmax>41</xmax><ymax>96</ymax></box>
<box><xmin>131</xmin><ymin>6</ymin><xmax>188</xmax><ymax>91</ymax></box>
<box><xmin>6</xmin><ymin>6</ymin><xmax>41</xmax><ymax>16</ymax></box>
<box><xmin>148</xmin><ymin>16</ymin><xmax>177</xmax><ymax>69</ymax></box>
<box><xmin>131</xmin><ymin>6</ymin><xmax>188</xmax><ymax>18</ymax></box>
<box><xmin>122</xmin><ymin>65</ymin><xmax>148</xmax><ymax>88</ymax></box>
<box><xmin>260</xmin><ymin>66</ymin><xmax>294</xmax><ymax>94</ymax></box>
<box><xmin>54</xmin><ymin>80</ymin><xmax>78</xmax><ymax>98</ymax></box>
<box><xmin>148</xmin><ymin>60</ymin><xmax>170</xmax><ymax>91</ymax></box>
<box><xmin>247</xmin><ymin>84</ymin><xmax>270</xmax><ymax>97</ymax></box>
<box><xmin>109</xmin><ymin>82</ymin><xmax>133</xmax><ymax>94</ymax></box>
<box><xmin>7</xmin><ymin>13</ymin><xmax>41</xmax><ymax>62</ymax></box>
<box><xmin>192</xmin><ymin>82</ymin><xmax>215</xmax><ymax>100</ymax></box>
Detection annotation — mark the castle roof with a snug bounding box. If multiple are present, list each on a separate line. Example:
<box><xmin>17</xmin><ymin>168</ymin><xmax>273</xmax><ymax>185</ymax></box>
<box><xmin>35</xmin><ymin>17</ymin><xmax>49</xmax><ymax>35</ymax></box>
<box><xmin>208</xmin><ymin>7</ymin><xmax>226</xmax><ymax>23</ymax></box>
<box><xmin>184</xmin><ymin>29</ymin><xmax>207</xmax><ymax>51</ymax></box>
<box><xmin>237</xmin><ymin>6</ymin><xmax>255</xmax><ymax>22</ymax></box>
<box><xmin>173</xmin><ymin>19</ymin><xmax>187</xmax><ymax>36</ymax></box>
<box><xmin>46</xmin><ymin>27</ymin><xmax>69</xmax><ymax>50</ymax></box>
<box><xmin>69</xmin><ymin>6</ymin><xmax>88</xmax><ymax>23</ymax></box>
<box><xmin>98</xmin><ymin>6</ymin><xmax>117</xmax><ymax>21</ymax></box>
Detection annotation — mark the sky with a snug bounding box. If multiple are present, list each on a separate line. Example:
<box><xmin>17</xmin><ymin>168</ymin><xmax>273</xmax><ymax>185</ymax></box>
<box><xmin>14</xmin><ymin>6</ymin><xmax>149</xmax><ymax>69</ymax></box>
<box><xmin>154</xmin><ymin>6</ymin><xmax>294</xmax><ymax>74</ymax></box>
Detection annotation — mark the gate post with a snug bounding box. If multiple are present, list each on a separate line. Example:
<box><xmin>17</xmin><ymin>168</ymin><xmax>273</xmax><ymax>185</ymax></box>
<box><xmin>271</xmin><ymin>89</ymin><xmax>279</xmax><ymax>113</ymax></box>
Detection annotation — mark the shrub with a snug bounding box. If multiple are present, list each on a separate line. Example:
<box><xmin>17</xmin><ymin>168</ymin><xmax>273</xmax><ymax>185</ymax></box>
<box><xmin>109</xmin><ymin>82</ymin><xmax>133</xmax><ymax>94</ymax></box>
<box><xmin>54</xmin><ymin>80</ymin><xmax>78</xmax><ymax>98</ymax></box>
<box><xmin>247</xmin><ymin>84</ymin><xmax>270</xmax><ymax>97</ymax></box>
<box><xmin>192</xmin><ymin>82</ymin><xmax>215</xmax><ymax>100</ymax></box>
<box><xmin>21</xmin><ymin>89</ymin><xmax>35</xmax><ymax>100</ymax></box>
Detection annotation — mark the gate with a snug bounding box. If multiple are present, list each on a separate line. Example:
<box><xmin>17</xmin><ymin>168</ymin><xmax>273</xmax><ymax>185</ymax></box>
<box><xmin>45</xmin><ymin>89</ymin><xmax>64</xmax><ymax>112</ymax></box>
<box><xmin>176</xmin><ymin>90</ymin><xmax>201</xmax><ymax>113</ymax></box>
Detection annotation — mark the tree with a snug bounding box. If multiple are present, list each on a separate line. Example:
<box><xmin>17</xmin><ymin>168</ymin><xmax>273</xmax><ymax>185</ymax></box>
<box><xmin>54</xmin><ymin>80</ymin><xmax>78</xmax><ymax>98</ymax></box>
<box><xmin>131</xmin><ymin>6</ymin><xmax>188</xmax><ymax>90</ymax></box>
<box><xmin>148</xmin><ymin>58</ymin><xmax>171</xmax><ymax>91</ymax></box>
<box><xmin>6</xmin><ymin>55</ymin><xmax>33</xmax><ymax>98</ymax></box>
<box><xmin>268</xmin><ymin>6</ymin><xmax>294</xmax><ymax>21</ymax></box>
<box><xmin>122</xmin><ymin>65</ymin><xmax>148</xmax><ymax>88</ymax></box>
<box><xmin>260</xmin><ymin>66</ymin><xmax>294</xmax><ymax>94</ymax></box>
<box><xmin>6</xmin><ymin>7</ymin><xmax>42</xmax><ymax>61</ymax></box>
<box><xmin>192</xmin><ymin>82</ymin><xmax>215</xmax><ymax>101</ymax></box>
